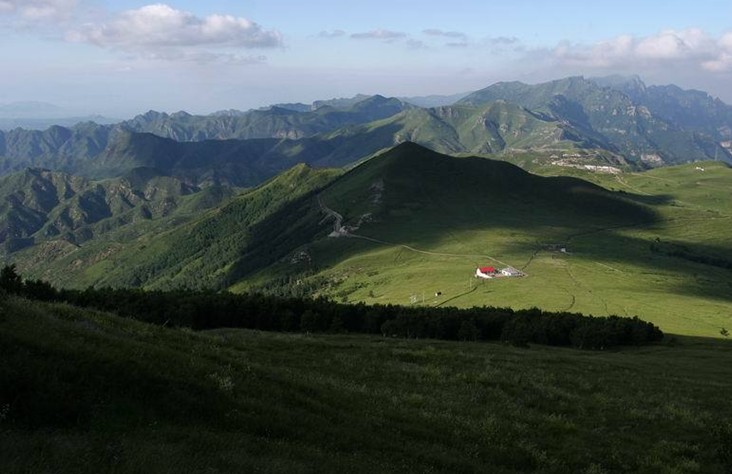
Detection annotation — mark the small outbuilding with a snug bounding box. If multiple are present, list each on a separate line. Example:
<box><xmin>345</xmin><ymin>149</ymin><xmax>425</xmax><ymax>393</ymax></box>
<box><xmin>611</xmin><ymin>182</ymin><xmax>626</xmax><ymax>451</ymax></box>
<box><xmin>500</xmin><ymin>267</ymin><xmax>521</xmax><ymax>277</ymax></box>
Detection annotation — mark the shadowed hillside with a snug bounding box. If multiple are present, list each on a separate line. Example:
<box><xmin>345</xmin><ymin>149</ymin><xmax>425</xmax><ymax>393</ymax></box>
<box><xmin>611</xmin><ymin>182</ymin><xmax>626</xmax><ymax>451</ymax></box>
<box><xmin>1</xmin><ymin>295</ymin><xmax>731</xmax><ymax>472</ymax></box>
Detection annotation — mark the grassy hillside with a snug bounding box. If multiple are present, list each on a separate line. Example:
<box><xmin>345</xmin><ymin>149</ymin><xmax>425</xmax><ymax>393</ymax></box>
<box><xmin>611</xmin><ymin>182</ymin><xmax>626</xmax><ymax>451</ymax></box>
<box><xmin>1</xmin><ymin>295</ymin><xmax>731</xmax><ymax>472</ymax></box>
<box><xmin>234</xmin><ymin>145</ymin><xmax>732</xmax><ymax>339</ymax></box>
<box><xmin>10</xmin><ymin>163</ymin><xmax>342</xmax><ymax>289</ymax></box>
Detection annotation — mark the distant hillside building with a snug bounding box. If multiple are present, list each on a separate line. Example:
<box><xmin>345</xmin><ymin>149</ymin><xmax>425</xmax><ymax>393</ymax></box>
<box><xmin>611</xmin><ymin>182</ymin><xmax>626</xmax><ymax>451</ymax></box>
<box><xmin>475</xmin><ymin>266</ymin><xmax>496</xmax><ymax>279</ymax></box>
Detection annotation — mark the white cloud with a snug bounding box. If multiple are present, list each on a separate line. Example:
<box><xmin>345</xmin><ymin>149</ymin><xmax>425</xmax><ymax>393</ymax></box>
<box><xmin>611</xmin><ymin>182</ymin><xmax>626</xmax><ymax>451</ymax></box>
<box><xmin>351</xmin><ymin>29</ymin><xmax>407</xmax><ymax>40</ymax></box>
<box><xmin>68</xmin><ymin>3</ymin><xmax>282</xmax><ymax>50</ymax></box>
<box><xmin>635</xmin><ymin>29</ymin><xmax>709</xmax><ymax>59</ymax></box>
<box><xmin>0</xmin><ymin>0</ymin><xmax>79</xmax><ymax>22</ymax></box>
<box><xmin>702</xmin><ymin>32</ymin><xmax>732</xmax><ymax>72</ymax></box>
<box><xmin>703</xmin><ymin>53</ymin><xmax>732</xmax><ymax>72</ymax></box>
<box><xmin>422</xmin><ymin>29</ymin><xmax>466</xmax><ymax>39</ymax></box>
<box><xmin>554</xmin><ymin>28</ymin><xmax>732</xmax><ymax>71</ymax></box>
<box><xmin>489</xmin><ymin>36</ymin><xmax>520</xmax><ymax>46</ymax></box>
<box><xmin>419</xmin><ymin>33</ymin><xmax>522</xmax><ymax>52</ymax></box>
<box><xmin>0</xmin><ymin>0</ymin><xmax>77</xmax><ymax>20</ymax></box>
<box><xmin>721</xmin><ymin>32</ymin><xmax>732</xmax><ymax>51</ymax></box>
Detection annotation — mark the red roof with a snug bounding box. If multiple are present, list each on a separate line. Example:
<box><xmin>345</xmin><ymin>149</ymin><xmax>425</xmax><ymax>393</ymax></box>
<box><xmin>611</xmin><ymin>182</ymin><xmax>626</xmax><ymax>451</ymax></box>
<box><xmin>479</xmin><ymin>266</ymin><xmax>496</xmax><ymax>273</ymax></box>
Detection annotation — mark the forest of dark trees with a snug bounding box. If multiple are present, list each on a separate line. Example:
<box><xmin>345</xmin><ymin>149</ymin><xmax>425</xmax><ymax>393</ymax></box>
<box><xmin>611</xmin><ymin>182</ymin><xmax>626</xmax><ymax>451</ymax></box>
<box><xmin>0</xmin><ymin>265</ymin><xmax>663</xmax><ymax>349</ymax></box>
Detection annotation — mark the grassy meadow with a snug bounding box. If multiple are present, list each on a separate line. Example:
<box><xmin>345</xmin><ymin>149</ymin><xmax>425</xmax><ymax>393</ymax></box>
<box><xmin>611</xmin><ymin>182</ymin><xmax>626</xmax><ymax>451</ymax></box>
<box><xmin>2</xmin><ymin>295</ymin><xmax>732</xmax><ymax>473</ymax></box>
<box><xmin>276</xmin><ymin>157</ymin><xmax>732</xmax><ymax>339</ymax></box>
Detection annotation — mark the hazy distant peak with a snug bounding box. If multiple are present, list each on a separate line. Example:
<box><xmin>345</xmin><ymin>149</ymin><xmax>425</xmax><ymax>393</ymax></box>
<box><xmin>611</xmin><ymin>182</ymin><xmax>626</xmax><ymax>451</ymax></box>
<box><xmin>170</xmin><ymin>111</ymin><xmax>192</xmax><ymax>119</ymax></box>
<box><xmin>312</xmin><ymin>94</ymin><xmax>372</xmax><ymax>110</ymax></box>
<box><xmin>399</xmin><ymin>91</ymin><xmax>470</xmax><ymax>107</ymax></box>
<box><xmin>264</xmin><ymin>103</ymin><xmax>312</xmax><ymax>113</ymax></box>
<box><xmin>591</xmin><ymin>74</ymin><xmax>645</xmax><ymax>87</ymax></box>
<box><xmin>590</xmin><ymin>75</ymin><xmax>647</xmax><ymax>100</ymax></box>
<box><xmin>136</xmin><ymin>110</ymin><xmax>168</xmax><ymax>121</ymax></box>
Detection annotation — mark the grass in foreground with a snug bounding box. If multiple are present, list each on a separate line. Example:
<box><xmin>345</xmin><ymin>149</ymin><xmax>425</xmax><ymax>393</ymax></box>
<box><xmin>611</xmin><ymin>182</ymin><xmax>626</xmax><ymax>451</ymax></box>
<box><xmin>2</xmin><ymin>295</ymin><xmax>732</xmax><ymax>473</ymax></box>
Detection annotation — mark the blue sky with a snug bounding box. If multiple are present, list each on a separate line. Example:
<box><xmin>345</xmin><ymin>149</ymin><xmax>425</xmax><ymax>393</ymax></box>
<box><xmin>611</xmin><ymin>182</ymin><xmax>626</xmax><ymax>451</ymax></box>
<box><xmin>1</xmin><ymin>0</ymin><xmax>731</xmax><ymax>117</ymax></box>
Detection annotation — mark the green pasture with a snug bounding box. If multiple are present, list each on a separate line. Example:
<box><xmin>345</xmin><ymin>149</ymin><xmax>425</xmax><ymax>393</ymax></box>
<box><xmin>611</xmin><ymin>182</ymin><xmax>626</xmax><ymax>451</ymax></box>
<box><xmin>295</xmin><ymin>158</ymin><xmax>732</xmax><ymax>338</ymax></box>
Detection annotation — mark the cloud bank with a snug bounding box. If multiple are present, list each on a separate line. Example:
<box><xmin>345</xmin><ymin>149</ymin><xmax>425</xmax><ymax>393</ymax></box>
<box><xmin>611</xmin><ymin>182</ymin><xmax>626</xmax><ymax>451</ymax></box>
<box><xmin>0</xmin><ymin>0</ymin><xmax>77</xmax><ymax>20</ymax></box>
<box><xmin>422</xmin><ymin>29</ymin><xmax>467</xmax><ymax>39</ymax></box>
<box><xmin>351</xmin><ymin>29</ymin><xmax>407</xmax><ymax>40</ymax></box>
<box><xmin>69</xmin><ymin>4</ymin><xmax>282</xmax><ymax>50</ymax></box>
<box><xmin>318</xmin><ymin>29</ymin><xmax>346</xmax><ymax>39</ymax></box>
<box><xmin>554</xmin><ymin>28</ymin><xmax>732</xmax><ymax>73</ymax></box>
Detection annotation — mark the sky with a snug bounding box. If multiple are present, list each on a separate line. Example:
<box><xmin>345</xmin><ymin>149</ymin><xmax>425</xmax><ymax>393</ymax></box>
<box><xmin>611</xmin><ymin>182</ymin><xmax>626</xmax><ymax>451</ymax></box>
<box><xmin>1</xmin><ymin>0</ymin><xmax>731</xmax><ymax>117</ymax></box>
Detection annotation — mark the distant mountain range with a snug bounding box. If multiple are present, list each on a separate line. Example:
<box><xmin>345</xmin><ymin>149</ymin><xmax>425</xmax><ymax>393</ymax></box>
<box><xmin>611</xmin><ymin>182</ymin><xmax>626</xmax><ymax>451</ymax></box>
<box><xmin>458</xmin><ymin>75</ymin><xmax>732</xmax><ymax>165</ymax></box>
<box><xmin>0</xmin><ymin>101</ymin><xmax>119</xmax><ymax>131</ymax></box>
<box><xmin>0</xmin><ymin>101</ymin><xmax>65</xmax><ymax>117</ymax></box>
<box><xmin>0</xmin><ymin>76</ymin><xmax>729</xmax><ymax>188</ymax></box>
<box><xmin>0</xmin><ymin>116</ymin><xmax>120</xmax><ymax>132</ymax></box>
<box><xmin>0</xmin><ymin>95</ymin><xmax>414</xmax><ymax>185</ymax></box>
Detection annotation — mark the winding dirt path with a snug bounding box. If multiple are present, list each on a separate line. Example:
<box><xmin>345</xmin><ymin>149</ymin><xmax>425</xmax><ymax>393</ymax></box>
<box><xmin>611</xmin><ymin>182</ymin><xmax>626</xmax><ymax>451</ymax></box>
<box><xmin>317</xmin><ymin>195</ymin><xmax>346</xmax><ymax>236</ymax></box>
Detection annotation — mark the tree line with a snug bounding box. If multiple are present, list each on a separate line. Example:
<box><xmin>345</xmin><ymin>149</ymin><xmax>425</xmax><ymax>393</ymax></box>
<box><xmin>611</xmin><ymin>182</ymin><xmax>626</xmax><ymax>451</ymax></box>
<box><xmin>0</xmin><ymin>265</ymin><xmax>663</xmax><ymax>349</ymax></box>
